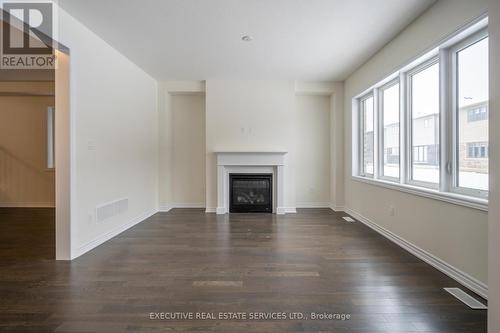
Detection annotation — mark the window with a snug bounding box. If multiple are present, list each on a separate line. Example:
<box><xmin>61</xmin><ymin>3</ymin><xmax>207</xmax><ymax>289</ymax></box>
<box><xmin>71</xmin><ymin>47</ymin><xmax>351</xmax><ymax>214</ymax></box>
<box><xmin>455</xmin><ymin>36</ymin><xmax>489</xmax><ymax>193</ymax></box>
<box><xmin>353</xmin><ymin>17</ymin><xmax>488</xmax><ymax>205</ymax></box>
<box><xmin>47</xmin><ymin>107</ymin><xmax>55</xmax><ymax>169</ymax></box>
<box><xmin>467</xmin><ymin>106</ymin><xmax>488</xmax><ymax>122</ymax></box>
<box><xmin>381</xmin><ymin>82</ymin><xmax>400</xmax><ymax>179</ymax></box>
<box><xmin>466</xmin><ymin>142</ymin><xmax>488</xmax><ymax>158</ymax></box>
<box><xmin>361</xmin><ymin>96</ymin><xmax>374</xmax><ymax>176</ymax></box>
<box><xmin>413</xmin><ymin>145</ymin><xmax>429</xmax><ymax>163</ymax></box>
<box><xmin>409</xmin><ymin>60</ymin><xmax>440</xmax><ymax>186</ymax></box>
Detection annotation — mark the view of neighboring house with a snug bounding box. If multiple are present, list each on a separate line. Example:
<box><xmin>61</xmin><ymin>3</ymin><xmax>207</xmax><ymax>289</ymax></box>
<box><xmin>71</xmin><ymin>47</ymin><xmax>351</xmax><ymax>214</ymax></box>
<box><xmin>459</xmin><ymin>101</ymin><xmax>489</xmax><ymax>173</ymax></box>
<box><xmin>379</xmin><ymin>101</ymin><xmax>489</xmax><ymax>181</ymax></box>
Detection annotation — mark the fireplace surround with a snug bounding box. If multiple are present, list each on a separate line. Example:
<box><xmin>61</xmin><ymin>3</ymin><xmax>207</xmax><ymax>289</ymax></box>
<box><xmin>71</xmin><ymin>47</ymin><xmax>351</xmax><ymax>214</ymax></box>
<box><xmin>215</xmin><ymin>151</ymin><xmax>287</xmax><ymax>214</ymax></box>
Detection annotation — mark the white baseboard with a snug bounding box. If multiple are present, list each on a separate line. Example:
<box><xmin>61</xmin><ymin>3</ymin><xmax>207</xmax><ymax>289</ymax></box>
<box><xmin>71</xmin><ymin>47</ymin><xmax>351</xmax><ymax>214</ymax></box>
<box><xmin>296</xmin><ymin>202</ymin><xmax>331</xmax><ymax>208</ymax></box>
<box><xmin>159</xmin><ymin>203</ymin><xmax>205</xmax><ymax>212</ymax></box>
<box><xmin>205</xmin><ymin>207</ymin><xmax>216</xmax><ymax>213</ymax></box>
<box><xmin>284</xmin><ymin>207</ymin><xmax>297</xmax><ymax>214</ymax></box>
<box><xmin>72</xmin><ymin>209</ymin><xmax>157</xmax><ymax>259</ymax></box>
<box><xmin>216</xmin><ymin>207</ymin><xmax>226</xmax><ymax>214</ymax></box>
<box><xmin>158</xmin><ymin>205</ymin><xmax>172</xmax><ymax>212</ymax></box>
<box><xmin>171</xmin><ymin>203</ymin><xmax>205</xmax><ymax>208</ymax></box>
<box><xmin>344</xmin><ymin>207</ymin><xmax>488</xmax><ymax>299</ymax></box>
<box><xmin>0</xmin><ymin>202</ymin><xmax>55</xmax><ymax>208</ymax></box>
<box><xmin>330</xmin><ymin>205</ymin><xmax>345</xmax><ymax>212</ymax></box>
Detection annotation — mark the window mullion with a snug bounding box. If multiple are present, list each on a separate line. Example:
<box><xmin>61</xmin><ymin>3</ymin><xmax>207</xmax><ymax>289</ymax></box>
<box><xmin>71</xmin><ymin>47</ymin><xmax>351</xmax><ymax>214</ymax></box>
<box><xmin>353</xmin><ymin>99</ymin><xmax>363</xmax><ymax>176</ymax></box>
<box><xmin>373</xmin><ymin>88</ymin><xmax>380</xmax><ymax>179</ymax></box>
<box><xmin>358</xmin><ymin>102</ymin><xmax>363</xmax><ymax>177</ymax></box>
<box><xmin>399</xmin><ymin>72</ymin><xmax>407</xmax><ymax>185</ymax></box>
<box><xmin>359</xmin><ymin>102</ymin><xmax>365</xmax><ymax>177</ymax></box>
<box><xmin>440</xmin><ymin>48</ymin><xmax>452</xmax><ymax>193</ymax></box>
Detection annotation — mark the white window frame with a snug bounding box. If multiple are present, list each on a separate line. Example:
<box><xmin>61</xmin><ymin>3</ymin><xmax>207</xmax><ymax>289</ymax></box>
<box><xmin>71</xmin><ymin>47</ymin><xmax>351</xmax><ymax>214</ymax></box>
<box><xmin>406</xmin><ymin>56</ymin><xmax>440</xmax><ymax>190</ymax></box>
<box><xmin>359</xmin><ymin>93</ymin><xmax>375</xmax><ymax>178</ymax></box>
<box><xmin>352</xmin><ymin>15</ymin><xmax>488</xmax><ymax>211</ymax></box>
<box><xmin>448</xmin><ymin>28</ymin><xmax>489</xmax><ymax>198</ymax></box>
<box><xmin>378</xmin><ymin>78</ymin><xmax>400</xmax><ymax>182</ymax></box>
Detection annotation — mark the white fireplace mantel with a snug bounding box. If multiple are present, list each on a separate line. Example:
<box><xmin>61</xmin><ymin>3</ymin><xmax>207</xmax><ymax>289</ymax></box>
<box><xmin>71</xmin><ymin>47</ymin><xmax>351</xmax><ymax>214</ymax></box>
<box><xmin>215</xmin><ymin>151</ymin><xmax>287</xmax><ymax>215</ymax></box>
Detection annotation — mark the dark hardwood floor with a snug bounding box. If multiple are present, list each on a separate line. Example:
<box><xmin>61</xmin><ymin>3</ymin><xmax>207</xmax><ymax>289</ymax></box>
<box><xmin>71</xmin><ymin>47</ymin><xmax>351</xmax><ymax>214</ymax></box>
<box><xmin>0</xmin><ymin>208</ymin><xmax>487</xmax><ymax>332</ymax></box>
<box><xmin>0</xmin><ymin>208</ymin><xmax>55</xmax><ymax>260</ymax></box>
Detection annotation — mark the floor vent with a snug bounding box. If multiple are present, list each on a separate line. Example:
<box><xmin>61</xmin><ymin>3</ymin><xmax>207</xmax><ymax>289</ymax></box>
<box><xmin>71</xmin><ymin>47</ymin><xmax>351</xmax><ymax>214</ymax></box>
<box><xmin>96</xmin><ymin>198</ymin><xmax>128</xmax><ymax>223</ymax></box>
<box><xmin>342</xmin><ymin>216</ymin><xmax>356</xmax><ymax>222</ymax></box>
<box><xmin>444</xmin><ymin>288</ymin><xmax>487</xmax><ymax>309</ymax></box>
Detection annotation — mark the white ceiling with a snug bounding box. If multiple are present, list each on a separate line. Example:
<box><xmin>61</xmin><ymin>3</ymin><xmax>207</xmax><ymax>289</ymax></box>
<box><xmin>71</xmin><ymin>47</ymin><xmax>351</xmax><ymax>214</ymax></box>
<box><xmin>58</xmin><ymin>0</ymin><xmax>435</xmax><ymax>81</ymax></box>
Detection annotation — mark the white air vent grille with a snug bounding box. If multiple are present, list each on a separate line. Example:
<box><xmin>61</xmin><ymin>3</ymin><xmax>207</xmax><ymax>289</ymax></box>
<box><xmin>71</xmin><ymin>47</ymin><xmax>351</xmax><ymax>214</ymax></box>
<box><xmin>342</xmin><ymin>216</ymin><xmax>356</xmax><ymax>222</ymax></box>
<box><xmin>444</xmin><ymin>288</ymin><xmax>487</xmax><ymax>309</ymax></box>
<box><xmin>96</xmin><ymin>198</ymin><xmax>128</xmax><ymax>223</ymax></box>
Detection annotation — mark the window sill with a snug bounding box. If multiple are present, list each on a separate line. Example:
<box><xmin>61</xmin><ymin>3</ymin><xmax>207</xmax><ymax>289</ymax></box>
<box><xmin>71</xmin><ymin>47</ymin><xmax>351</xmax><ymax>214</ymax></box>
<box><xmin>351</xmin><ymin>176</ymin><xmax>488</xmax><ymax>211</ymax></box>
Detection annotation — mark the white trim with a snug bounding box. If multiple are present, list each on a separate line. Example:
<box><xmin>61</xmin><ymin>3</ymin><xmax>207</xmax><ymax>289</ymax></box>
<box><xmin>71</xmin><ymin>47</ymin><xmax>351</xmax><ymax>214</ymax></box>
<box><xmin>378</xmin><ymin>79</ymin><xmax>401</xmax><ymax>182</ymax></box>
<box><xmin>0</xmin><ymin>202</ymin><xmax>55</xmax><ymax>208</ymax></box>
<box><xmin>406</xmin><ymin>56</ymin><xmax>441</xmax><ymax>190</ymax></box>
<box><xmin>344</xmin><ymin>207</ymin><xmax>488</xmax><ymax>299</ymax></box>
<box><xmin>170</xmin><ymin>203</ymin><xmax>205</xmax><ymax>208</ymax></box>
<box><xmin>158</xmin><ymin>205</ymin><xmax>172</xmax><ymax>212</ymax></box>
<box><xmin>330</xmin><ymin>205</ymin><xmax>345</xmax><ymax>212</ymax></box>
<box><xmin>71</xmin><ymin>209</ymin><xmax>157</xmax><ymax>259</ymax></box>
<box><xmin>159</xmin><ymin>203</ymin><xmax>206</xmax><ymax>211</ymax></box>
<box><xmin>448</xmin><ymin>29</ymin><xmax>489</xmax><ymax>198</ymax></box>
<box><xmin>205</xmin><ymin>207</ymin><xmax>216</xmax><ymax>213</ymax></box>
<box><xmin>296</xmin><ymin>202</ymin><xmax>331</xmax><ymax>208</ymax></box>
<box><xmin>352</xmin><ymin>176</ymin><xmax>487</xmax><ymax>211</ymax></box>
<box><xmin>215</xmin><ymin>152</ymin><xmax>287</xmax><ymax>215</ymax></box>
<box><xmin>359</xmin><ymin>93</ymin><xmax>375</xmax><ymax>178</ymax></box>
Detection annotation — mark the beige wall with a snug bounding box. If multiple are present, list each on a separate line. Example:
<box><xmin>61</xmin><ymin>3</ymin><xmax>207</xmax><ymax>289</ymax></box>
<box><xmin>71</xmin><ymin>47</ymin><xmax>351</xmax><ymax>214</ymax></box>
<box><xmin>57</xmin><ymin>7</ymin><xmax>159</xmax><ymax>258</ymax></box>
<box><xmin>295</xmin><ymin>95</ymin><xmax>331</xmax><ymax>206</ymax></box>
<box><xmin>343</xmin><ymin>0</ymin><xmax>488</xmax><ymax>293</ymax></box>
<box><xmin>158</xmin><ymin>82</ymin><xmax>206</xmax><ymax>210</ymax></box>
<box><xmin>488</xmin><ymin>0</ymin><xmax>499</xmax><ymax>329</ymax></box>
<box><xmin>205</xmin><ymin>80</ymin><xmax>297</xmax><ymax>210</ymax></box>
<box><xmin>172</xmin><ymin>94</ymin><xmax>206</xmax><ymax>206</ymax></box>
<box><xmin>0</xmin><ymin>95</ymin><xmax>55</xmax><ymax>207</ymax></box>
<box><xmin>159</xmin><ymin>81</ymin><xmax>341</xmax><ymax>211</ymax></box>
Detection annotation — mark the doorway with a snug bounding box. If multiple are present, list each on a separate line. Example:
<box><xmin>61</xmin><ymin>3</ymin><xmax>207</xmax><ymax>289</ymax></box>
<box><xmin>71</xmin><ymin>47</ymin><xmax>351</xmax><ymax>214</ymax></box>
<box><xmin>0</xmin><ymin>78</ymin><xmax>56</xmax><ymax>260</ymax></box>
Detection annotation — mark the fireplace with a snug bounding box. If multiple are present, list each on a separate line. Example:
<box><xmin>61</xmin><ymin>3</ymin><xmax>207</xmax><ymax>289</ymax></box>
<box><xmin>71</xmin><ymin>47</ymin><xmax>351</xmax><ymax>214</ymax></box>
<box><xmin>229</xmin><ymin>174</ymin><xmax>272</xmax><ymax>213</ymax></box>
<box><xmin>215</xmin><ymin>151</ymin><xmax>286</xmax><ymax>214</ymax></box>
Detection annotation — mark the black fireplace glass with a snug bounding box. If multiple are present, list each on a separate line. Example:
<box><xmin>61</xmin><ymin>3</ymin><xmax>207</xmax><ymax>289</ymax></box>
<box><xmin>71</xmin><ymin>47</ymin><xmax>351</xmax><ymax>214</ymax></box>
<box><xmin>229</xmin><ymin>174</ymin><xmax>272</xmax><ymax>213</ymax></box>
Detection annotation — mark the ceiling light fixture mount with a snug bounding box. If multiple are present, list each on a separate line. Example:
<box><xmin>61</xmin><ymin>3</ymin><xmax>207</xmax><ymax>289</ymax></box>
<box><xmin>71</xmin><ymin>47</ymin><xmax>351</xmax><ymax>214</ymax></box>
<box><xmin>241</xmin><ymin>35</ymin><xmax>253</xmax><ymax>42</ymax></box>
